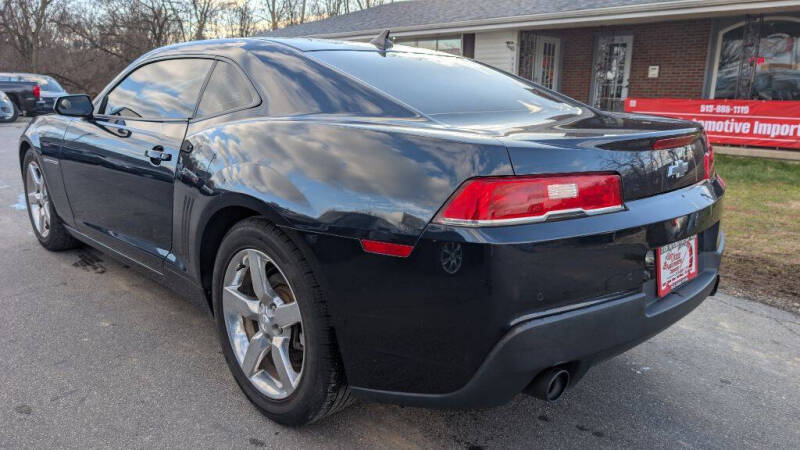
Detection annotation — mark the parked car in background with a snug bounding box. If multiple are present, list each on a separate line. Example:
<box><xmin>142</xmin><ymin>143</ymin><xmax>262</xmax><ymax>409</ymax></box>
<box><xmin>0</xmin><ymin>91</ymin><xmax>18</xmax><ymax>123</ymax></box>
<box><xmin>0</xmin><ymin>73</ymin><xmax>67</xmax><ymax>115</ymax></box>
<box><xmin>0</xmin><ymin>79</ymin><xmax>39</xmax><ymax>116</ymax></box>
<box><xmin>18</xmin><ymin>37</ymin><xmax>724</xmax><ymax>426</ymax></box>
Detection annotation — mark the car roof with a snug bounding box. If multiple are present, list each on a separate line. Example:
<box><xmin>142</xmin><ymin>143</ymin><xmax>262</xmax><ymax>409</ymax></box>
<box><xmin>137</xmin><ymin>37</ymin><xmax>447</xmax><ymax>60</ymax></box>
<box><xmin>259</xmin><ymin>37</ymin><xmax>441</xmax><ymax>54</ymax></box>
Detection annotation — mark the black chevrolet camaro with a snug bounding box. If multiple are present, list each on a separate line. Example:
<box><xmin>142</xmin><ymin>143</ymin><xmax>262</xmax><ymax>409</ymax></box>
<box><xmin>19</xmin><ymin>36</ymin><xmax>724</xmax><ymax>426</ymax></box>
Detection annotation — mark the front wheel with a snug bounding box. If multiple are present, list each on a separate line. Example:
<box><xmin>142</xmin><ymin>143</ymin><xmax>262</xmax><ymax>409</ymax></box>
<box><xmin>22</xmin><ymin>150</ymin><xmax>79</xmax><ymax>251</ymax></box>
<box><xmin>212</xmin><ymin>218</ymin><xmax>352</xmax><ymax>426</ymax></box>
<box><xmin>0</xmin><ymin>102</ymin><xmax>18</xmax><ymax>123</ymax></box>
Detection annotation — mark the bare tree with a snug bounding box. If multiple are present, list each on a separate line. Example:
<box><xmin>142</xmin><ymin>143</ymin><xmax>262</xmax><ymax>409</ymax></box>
<box><xmin>52</xmin><ymin>0</ymin><xmax>188</xmax><ymax>93</ymax></box>
<box><xmin>0</xmin><ymin>0</ymin><xmax>62</xmax><ymax>72</ymax></box>
<box><xmin>59</xmin><ymin>0</ymin><xmax>182</xmax><ymax>60</ymax></box>
<box><xmin>194</xmin><ymin>0</ymin><xmax>223</xmax><ymax>39</ymax></box>
<box><xmin>222</xmin><ymin>0</ymin><xmax>257</xmax><ymax>37</ymax></box>
<box><xmin>141</xmin><ymin>0</ymin><xmax>182</xmax><ymax>47</ymax></box>
<box><xmin>283</xmin><ymin>0</ymin><xmax>308</xmax><ymax>25</ymax></box>
<box><xmin>0</xmin><ymin>0</ymin><xmax>394</xmax><ymax>96</ymax></box>
<box><xmin>353</xmin><ymin>0</ymin><xmax>386</xmax><ymax>10</ymax></box>
<box><xmin>171</xmin><ymin>0</ymin><xmax>227</xmax><ymax>41</ymax></box>
<box><xmin>311</xmin><ymin>0</ymin><xmax>348</xmax><ymax>18</ymax></box>
<box><xmin>263</xmin><ymin>0</ymin><xmax>286</xmax><ymax>30</ymax></box>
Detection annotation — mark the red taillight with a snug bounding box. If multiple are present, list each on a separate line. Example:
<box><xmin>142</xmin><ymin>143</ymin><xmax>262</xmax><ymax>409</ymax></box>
<box><xmin>33</xmin><ymin>85</ymin><xmax>40</xmax><ymax>99</ymax></box>
<box><xmin>652</xmin><ymin>134</ymin><xmax>698</xmax><ymax>150</ymax></box>
<box><xmin>360</xmin><ymin>239</ymin><xmax>414</xmax><ymax>258</ymax></box>
<box><xmin>704</xmin><ymin>141</ymin><xmax>715</xmax><ymax>180</ymax></box>
<box><xmin>434</xmin><ymin>173</ymin><xmax>624</xmax><ymax>226</ymax></box>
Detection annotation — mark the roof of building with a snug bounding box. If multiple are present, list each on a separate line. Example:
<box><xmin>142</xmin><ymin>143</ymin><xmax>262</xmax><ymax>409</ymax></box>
<box><xmin>262</xmin><ymin>0</ymin><xmax>713</xmax><ymax>38</ymax></box>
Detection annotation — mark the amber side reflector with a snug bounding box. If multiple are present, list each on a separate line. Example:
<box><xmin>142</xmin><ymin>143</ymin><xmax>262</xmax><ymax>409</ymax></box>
<box><xmin>360</xmin><ymin>239</ymin><xmax>414</xmax><ymax>258</ymax></box>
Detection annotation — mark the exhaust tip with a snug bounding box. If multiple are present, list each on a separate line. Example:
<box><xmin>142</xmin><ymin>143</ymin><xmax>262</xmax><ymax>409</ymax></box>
<box><xmin>526</xmin><ymin>367</ymin><xmax>571</xmax><ymax>402</ymax></box>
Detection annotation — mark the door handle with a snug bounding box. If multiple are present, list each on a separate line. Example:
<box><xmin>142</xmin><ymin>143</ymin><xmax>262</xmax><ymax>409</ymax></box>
<box><xmin>146</xmin><ymin>146</ymin><xmax>172</xmax><ymax>164</ymax></box>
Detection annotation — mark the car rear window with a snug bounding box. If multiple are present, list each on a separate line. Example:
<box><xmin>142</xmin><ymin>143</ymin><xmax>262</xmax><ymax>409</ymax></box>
<box><xmin>26</xmin><ymin>76</ymin><xmax>64</xmax><ymax>92</ymax></box>
<box><xmin>251</xmin><ymin>46</ymin><xmax>415</xmax><ymax>118</ymax></box>
<box><xmin>309</xmin><ymin>50</ymin><xmax>582</xmax><ymax>118</ymax></box>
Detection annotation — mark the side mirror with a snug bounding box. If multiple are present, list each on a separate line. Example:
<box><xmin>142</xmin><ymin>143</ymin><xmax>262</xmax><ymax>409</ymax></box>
<box><xmin>55</xmin><ymin>95</ymin><xmax>93</xmax><ymax>118</ymax></box>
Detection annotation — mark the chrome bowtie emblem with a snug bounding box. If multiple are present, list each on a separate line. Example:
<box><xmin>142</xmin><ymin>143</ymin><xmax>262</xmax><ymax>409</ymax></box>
<box><xmin>666</xmin><ymin>160</ymin><xmax>690</xmax><ymax>179</ymax></box>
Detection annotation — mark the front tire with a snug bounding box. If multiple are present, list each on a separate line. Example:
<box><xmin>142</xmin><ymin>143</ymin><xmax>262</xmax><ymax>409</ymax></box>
<box><xmin>22</xmin><ymin>149</ymin><xmax>79</xmax><ymax>251</ymax></box>
<box><xmin>0</xmin><ymin>102</ymin><xmax>18</xmax><ymax>123</ymax></box>
<box><xmin>212</xmin><ymin>218</ymin><xmax>351</xmax><ymax>425</ymax></box>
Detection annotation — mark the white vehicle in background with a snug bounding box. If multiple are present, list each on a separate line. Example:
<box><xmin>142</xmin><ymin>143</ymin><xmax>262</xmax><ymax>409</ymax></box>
<box><xmin>0</xmin><ymin>91</ymin><xmax>18</xmax><ymax>123</ymax></box>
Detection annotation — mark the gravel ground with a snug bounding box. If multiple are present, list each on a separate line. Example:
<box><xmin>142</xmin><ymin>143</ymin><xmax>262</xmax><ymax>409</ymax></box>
<box><xmin>1</xmin><ymin>118</ymin><xmax>799</xmax><ymax>449</ymax></box>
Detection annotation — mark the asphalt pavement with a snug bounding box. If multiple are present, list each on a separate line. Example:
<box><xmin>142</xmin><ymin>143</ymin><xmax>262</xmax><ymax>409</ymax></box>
<box><xmin>1</xmin><ymin>118</ymin><xmax>799</xmax><ymax>449</ymax></box>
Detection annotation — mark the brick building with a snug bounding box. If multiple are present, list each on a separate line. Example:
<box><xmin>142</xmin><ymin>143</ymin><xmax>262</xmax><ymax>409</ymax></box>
<box><xmin>266</xmin><ymin>0</ymin><xmax>800</xmax><ymax>112</ymax></box>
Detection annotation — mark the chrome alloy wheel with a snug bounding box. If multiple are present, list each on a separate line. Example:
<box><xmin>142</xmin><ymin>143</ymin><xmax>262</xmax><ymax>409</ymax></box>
<box><xmin>25</xmin><ymin>161</ymin><xmax>51</xmax><ymax>238</ymax></box>
<box><xmin>222</xmin><ymin>249</ymin><xmax>305</xmax><ymax>400</ymax></box>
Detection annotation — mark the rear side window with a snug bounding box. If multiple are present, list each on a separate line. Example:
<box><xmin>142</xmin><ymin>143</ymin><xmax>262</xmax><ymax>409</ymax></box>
<box><xmin>196</xmin><ymin>61</ymin><xmax>257</xmax><ymax>117</ymax></box>
<box><xmin>250</xmin><ymin>46</ymin><xmax>415</xmax><ymax>118</ymax></box>
<box><xmin>310</xmin><ymin>51</ymin><xmax>581</xmax><ymax>118</ymax></box>
<box><xmin>102</xmin><ymin>58</ymin><xmax>213</xmax><ymax>119</ymax></box>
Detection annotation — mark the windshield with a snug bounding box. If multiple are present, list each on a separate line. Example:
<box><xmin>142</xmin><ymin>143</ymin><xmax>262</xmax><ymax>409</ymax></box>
<box><xmin>309</xmin><ymin>50</ymin><xmax>582</xmax><ymax>120</ymax></box>
<box><xmin>0</xmin><ymin>74</ymin><xmax>64</xmax><ymax>92</ymax></box>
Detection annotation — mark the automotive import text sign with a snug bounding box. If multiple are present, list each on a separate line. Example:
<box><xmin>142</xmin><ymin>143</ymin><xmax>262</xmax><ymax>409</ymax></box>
<box><xmin>624</xmin><ymin>98</ymin><xmax>800</xmax><ymax>149</ymax></box>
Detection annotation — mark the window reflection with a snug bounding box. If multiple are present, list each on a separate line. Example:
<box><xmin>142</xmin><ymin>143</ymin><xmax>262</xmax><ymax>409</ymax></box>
<box><xmin>416</xmin><ymin>39</ymin><xmax>437</xmax><ymax>51</ymax></box>
<box><xmin>396</xmin><ymin>36</ymin><xmax>463</xmax><ymax>55</ymax></box>
<box><xmin>714</xmin><ymin>19</ymin><xmax>800</xmax><ymax>100</ymax></box>
<box><xmin>103</xmin><ymin>59</ymin><xmax>212</xmax><ymax>119</ymax></box>
<box><xmin>196</xmin><ymin>61</ymin><xmax>256</xmax><ymax>117</ymax></box>
<box><xmin>312</xmin><ymin>51</ymin><xmax>580</xmax><ymax>118</ymax></box>
<box><xmin>251</xmin><ymin>47</ymin><xmax>414</xmax><ymax>118</ymax></box>
<box><xmin>436</xmin><ymin>38</ymin><xmax>463</xmax><ymax>56</ymax></box>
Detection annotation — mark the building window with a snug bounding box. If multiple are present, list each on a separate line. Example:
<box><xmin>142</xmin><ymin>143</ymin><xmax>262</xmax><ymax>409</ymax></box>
<box><xmin>518</xmin><ymin>32</ymin><xmax>562</xmax><ymax>91</ymax></box>
<box><xmin>712</xmin><ymin>17</ymin><xmax>800</xmax><ymax>100</ymax></box>
<box><xmin>396</xmin><ymin>35</ymin><xmax>463</xmax><ymax>55</ymax></box>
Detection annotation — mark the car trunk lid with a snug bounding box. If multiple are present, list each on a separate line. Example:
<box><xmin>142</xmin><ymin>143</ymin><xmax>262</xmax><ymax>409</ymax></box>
<box><xmin>503</xmin><ymin>131</ymin><xmax>707</xmax><ymax>201</ymax></box>
<box><xmin>433</xmin><ymin>109</ymin><xmax>707</xmax><ymax>201</ymax></box>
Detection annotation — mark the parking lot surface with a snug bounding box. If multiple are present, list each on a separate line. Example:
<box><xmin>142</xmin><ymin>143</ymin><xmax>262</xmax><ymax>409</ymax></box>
<box><xmin>1</xmin><ymin>119</ymin><xmax>799</xmax><ymax>449</ymax></box>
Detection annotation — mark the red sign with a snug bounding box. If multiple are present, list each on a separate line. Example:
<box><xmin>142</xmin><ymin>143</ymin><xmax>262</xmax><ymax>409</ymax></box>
<box><xmin>625</xmin><ymin>98</ymin><xmax>800</xmax><ymax>149</ymax></box>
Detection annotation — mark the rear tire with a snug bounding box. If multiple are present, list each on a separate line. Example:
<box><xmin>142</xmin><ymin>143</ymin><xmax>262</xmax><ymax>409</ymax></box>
<box><xmin>22</xmin><ymin>149</ymin><xmax>80</xmax><ymax>251</ymax></box>
<box><xmin>212</xmin><ymin>217</ymin><xmax>352</xmax><ymax>426</ymax></box>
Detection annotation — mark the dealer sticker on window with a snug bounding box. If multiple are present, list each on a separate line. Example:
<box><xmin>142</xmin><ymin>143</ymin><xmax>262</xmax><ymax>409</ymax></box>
<box><xmin>656</xmin><ymin>235</ymin><xmax>698</xmax><ymax>297</ymax></box>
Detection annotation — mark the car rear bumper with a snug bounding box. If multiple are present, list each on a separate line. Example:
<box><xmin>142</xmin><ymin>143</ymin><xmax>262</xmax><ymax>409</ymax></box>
<box><xmin>291</xmin><ymin>176</ymin><xmax>725</xmax><ymax>405</ymax></box>
<box><xmin>32</xmin><ymin>98</ymin><xmax>55</xmax><ymax>114</ymax></box>
<box><xmin>350</xmin><ymin>232</ymin><xmax>723</xmax><ymax>407</ymax></box>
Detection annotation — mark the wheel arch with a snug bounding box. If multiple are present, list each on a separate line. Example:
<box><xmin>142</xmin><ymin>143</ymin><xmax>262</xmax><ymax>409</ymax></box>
<box><xmin>18</xmin><ymin>138</ymin><xmax>35</xmax><ymax>173</ymax></box>
<box><xmin>194</xmin><ymin>192</ymin><xmax>305</xmax><ymax>314</ymax></box>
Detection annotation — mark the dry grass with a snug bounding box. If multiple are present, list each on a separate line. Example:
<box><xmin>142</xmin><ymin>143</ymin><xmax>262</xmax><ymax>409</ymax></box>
<box><xmin>716</xmin><ymin>155</ymin><xmax>800</xmax><ymax>313</ymax></box>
